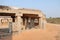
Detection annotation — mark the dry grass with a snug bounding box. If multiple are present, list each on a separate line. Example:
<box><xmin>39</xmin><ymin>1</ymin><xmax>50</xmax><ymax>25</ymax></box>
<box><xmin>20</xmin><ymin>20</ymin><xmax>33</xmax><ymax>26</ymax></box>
<box><xmin>47</xmin><ymin>18</ymin><xmax>60</xmax><ymax>24</ymax></box>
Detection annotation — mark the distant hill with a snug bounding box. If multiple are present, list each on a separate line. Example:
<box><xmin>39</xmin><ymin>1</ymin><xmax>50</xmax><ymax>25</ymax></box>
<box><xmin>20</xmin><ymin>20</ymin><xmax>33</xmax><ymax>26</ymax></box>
<box><xmin>46</xmin><ymin>17</ymin><xmax>60</xmax><ymax>24</ymax></box>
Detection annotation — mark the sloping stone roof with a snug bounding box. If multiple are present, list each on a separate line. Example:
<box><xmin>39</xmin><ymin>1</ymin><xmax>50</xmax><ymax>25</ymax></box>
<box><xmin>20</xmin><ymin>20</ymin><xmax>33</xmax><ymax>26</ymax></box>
<box><xmin>0</xmin><ymin>5</ymin><xmax>11</xmax><ymax>10</ymax></box>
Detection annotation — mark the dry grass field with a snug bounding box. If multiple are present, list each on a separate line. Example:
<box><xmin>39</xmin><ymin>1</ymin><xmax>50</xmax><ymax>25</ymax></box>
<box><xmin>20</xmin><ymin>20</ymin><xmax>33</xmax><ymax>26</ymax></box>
<box><xmin>0</xmin><ymin>23</ymin><xmax>60</xmax><ymax>40</ymax></box>
<box><xmin>47</xmin><ymin>18</ymin><xmax>60</xmax><ymax>24</ymax></box>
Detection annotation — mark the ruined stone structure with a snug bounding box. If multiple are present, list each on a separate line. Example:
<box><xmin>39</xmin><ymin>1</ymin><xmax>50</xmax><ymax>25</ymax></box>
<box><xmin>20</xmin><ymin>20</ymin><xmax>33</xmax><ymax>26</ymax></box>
<box><xmin>0</xmin><ymin>5</ymin><xmax>46</xmax><ymax>33</ymax></box>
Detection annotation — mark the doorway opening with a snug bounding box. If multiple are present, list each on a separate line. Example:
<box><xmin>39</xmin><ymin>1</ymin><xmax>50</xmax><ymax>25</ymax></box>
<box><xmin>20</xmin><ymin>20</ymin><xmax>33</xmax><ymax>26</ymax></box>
<box><xmin>0</xmin><ymin>13</ymin><xmax>15</xmax><ymax>36</ymax></box>
<box><xmin>21</xmin><ymin>14</ymin><xmax>40</xmax><ymax>29</ymax></box>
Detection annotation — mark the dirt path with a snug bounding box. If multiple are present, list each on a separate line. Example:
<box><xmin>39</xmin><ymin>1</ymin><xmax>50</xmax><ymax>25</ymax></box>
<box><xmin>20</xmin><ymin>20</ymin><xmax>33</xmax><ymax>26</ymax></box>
<box><xmin>1</xmin><ymin>23</ymin><xmax>60</xmax><ymax>40</ymax></box>
<box><xmin>12</xmin><ymin>29</ymin><xmax>54</xmax><ymax>40</ymax></box>
<box><xmin>46</xmin><ymin>23</ymin><xmax>60</xmax><ymax>40</ymax></box>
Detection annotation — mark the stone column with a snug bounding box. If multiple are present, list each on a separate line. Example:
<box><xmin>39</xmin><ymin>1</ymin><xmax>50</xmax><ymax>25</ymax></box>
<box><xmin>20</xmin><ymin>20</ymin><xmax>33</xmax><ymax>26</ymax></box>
<box><xmin>25</xmin><ymin>18</ymin><xmax>27</xmax><ymax>29</ymax></box>
<box><xmin>0</xmin><ymin>18</ymin><xmax>1</xmax><ymax>27</ymax></box>
<box><xmin>17</xmin><ymin>16</ymin><xmax>22</xmax><ymax>32</ymax></box>
<box><xmin>30</xmin><ymin>18</ymin><xmax>34</xmax><ymax>29</ymax></box>
<box><xmin>39</xmin><ymin>18</ymin><xmax>42</xmax><ymax>29</ymax></box>
<box><xmin>42</xmin><ymin>20</ymin><xmax>46</xmax><ymax>30</ymax></box>
<box><xmin>15</xmin><ymin>13</ymin><xmax>23</xmax><ymax>32</ymax></box>
<box><xmin>28</xmin><ymin>18</ymin><xmax>31</xmax><ymax>29</ymax></box>
<box><xmin>9</xmin><ymin>22</ymin><xmax>12</xmax><ymax>33</ymax></box>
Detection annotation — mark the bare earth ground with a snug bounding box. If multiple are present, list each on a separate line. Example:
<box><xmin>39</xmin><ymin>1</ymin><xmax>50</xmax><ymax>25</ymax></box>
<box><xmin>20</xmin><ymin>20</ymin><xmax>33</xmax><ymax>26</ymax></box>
<box><xmin>0</xmin><ymin>23</ymin><xmax>60</xmax><ymax>40</ymax></box>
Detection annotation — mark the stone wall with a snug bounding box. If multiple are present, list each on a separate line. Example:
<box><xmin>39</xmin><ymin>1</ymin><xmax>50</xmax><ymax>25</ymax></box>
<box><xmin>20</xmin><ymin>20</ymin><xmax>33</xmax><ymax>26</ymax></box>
<box><xmin>0</xmin><ymin>6</ymin><xmax>46</xmax><ymax>32</ymax></box>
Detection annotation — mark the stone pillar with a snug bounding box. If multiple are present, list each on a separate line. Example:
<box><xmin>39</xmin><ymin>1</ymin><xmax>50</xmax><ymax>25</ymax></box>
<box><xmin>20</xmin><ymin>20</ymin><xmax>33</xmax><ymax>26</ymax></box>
<box><xmin>30</xmin><ymin>18</ymin><xmax>34</xmax><ymax>28</ymax></box>
<box><xmin>9</xmin><ymin>22</ymin><xmax>12</xmax><ymax>33</ymax></box>
<box><xmin>15</xmin><ymin>13</ymin><xmax>23</xmax><ymax>32</ymax></box>
<box><xmin>39</xmin><ymin>18</ymin><xmax>42</xmax><ymax>29</ymax></box>
<box><xmin>28</xmin><ymin>18</ymin><xmax>31</xmax><ymax>29</ymax></box>
<box><xmin>0</xmin><ymin>18</ymin><xmax>1</xmax><ymax>27</ymax></box>
<box><xmin>25</xmin><ymin>18</ymin><xmax>27</xmax><ymax>29</ymax></box>
<box><xmin>42</xmin><ymin>20</ymin><xmax>46</xmax><ymax>30</ymax></box>
<box><xmin>17</xmin><ymin>16</ymin><xmax>22</xmax><ymax>32</ymax></box>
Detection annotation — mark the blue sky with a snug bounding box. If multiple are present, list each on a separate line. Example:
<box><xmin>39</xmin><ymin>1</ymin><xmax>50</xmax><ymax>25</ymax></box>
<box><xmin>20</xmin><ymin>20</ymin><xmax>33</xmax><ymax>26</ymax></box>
<box><xmin>0</xmin><ymin>0</ymin><xmax>60</xmax><ymax>18</ymax></box>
